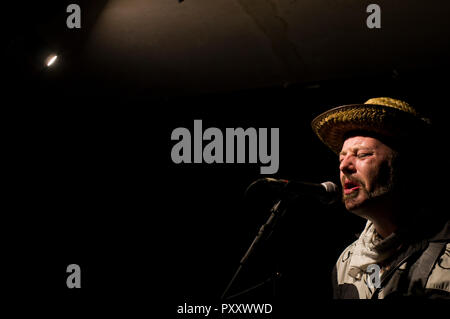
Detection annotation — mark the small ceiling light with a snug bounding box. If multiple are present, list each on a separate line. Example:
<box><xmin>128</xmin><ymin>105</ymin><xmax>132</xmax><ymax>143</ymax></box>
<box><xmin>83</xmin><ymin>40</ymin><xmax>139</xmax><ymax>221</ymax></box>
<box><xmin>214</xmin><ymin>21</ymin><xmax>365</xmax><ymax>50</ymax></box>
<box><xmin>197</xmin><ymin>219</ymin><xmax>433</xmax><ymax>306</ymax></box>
<box><xmin>46</xmin><ymin>54</ymin><xmax>58</xmax><ymax>67</ymax></box>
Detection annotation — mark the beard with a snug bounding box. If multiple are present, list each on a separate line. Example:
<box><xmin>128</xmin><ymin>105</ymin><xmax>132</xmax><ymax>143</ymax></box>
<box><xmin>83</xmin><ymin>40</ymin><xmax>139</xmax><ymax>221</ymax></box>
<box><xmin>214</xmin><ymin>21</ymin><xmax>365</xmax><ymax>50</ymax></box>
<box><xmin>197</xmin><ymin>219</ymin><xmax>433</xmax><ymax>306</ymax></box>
<box><xmin>342</xmin><ymin>159</ymin><xmax>397</xmax><ymax>206</ymax></box>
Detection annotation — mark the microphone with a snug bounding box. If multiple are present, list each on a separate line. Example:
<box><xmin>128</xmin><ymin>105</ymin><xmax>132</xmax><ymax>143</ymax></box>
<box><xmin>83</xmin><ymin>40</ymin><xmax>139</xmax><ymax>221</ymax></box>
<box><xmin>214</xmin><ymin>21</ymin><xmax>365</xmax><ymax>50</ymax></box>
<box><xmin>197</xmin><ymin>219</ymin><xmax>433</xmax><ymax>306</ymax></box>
<box><xmin>245</xmin><ymin>178</ymin><xmax>340</xmax><ymax>205</ymax></box>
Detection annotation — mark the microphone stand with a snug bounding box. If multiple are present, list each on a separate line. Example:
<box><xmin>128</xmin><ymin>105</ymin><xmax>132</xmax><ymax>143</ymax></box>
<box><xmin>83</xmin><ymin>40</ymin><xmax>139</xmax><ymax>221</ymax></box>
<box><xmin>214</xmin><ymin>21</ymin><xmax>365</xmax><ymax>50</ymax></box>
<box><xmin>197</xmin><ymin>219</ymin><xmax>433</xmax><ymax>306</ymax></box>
<box><xmin>224</xmin><ymin>271</ymin><xmax>283</xmax><ymax>300</ymax></box>
<box><xmin>221</xmin><ymin>198</ymin><xmax>293</xmax><ymax>300</ymax></box>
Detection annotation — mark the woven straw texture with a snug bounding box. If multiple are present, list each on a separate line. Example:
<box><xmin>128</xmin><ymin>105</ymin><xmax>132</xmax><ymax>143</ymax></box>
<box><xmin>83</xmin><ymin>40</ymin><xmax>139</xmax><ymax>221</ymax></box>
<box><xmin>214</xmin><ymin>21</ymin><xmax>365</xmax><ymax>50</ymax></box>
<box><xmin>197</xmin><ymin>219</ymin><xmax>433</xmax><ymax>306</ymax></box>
<box><xmin>311</xmin><ymin>97</ymin><xmax>429</xmax><ymax>154</ymax></box>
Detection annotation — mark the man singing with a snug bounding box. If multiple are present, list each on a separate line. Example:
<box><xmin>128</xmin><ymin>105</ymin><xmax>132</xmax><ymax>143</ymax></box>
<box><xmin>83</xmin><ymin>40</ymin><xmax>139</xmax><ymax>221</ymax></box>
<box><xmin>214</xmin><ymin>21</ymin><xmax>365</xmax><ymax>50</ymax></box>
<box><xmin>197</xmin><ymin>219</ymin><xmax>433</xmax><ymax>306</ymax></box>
<box><xmin>312</xmin><ymin>97</ymin><xmax>449</xmax><ymax>299</ymax></box>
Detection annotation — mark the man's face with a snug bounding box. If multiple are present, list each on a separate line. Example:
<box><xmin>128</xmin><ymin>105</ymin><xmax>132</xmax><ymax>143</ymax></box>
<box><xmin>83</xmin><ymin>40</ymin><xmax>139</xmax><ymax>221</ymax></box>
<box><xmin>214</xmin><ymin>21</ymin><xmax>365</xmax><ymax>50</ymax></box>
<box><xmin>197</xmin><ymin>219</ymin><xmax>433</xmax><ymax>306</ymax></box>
<box><xmin>339</xmin><ymin>135</ymin><xmax>396</xmax><ymax>214</ymax></box>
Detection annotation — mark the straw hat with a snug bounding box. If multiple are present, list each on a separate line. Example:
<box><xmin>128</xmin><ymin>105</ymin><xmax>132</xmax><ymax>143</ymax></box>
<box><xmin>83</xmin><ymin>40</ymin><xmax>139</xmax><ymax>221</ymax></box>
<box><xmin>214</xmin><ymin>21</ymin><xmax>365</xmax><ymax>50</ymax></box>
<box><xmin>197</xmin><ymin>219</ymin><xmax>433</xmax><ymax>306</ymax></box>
<box><xmin>311</xmin><ymin>97</ymin><xmax>431</xmax><ymax>154</ymax></box>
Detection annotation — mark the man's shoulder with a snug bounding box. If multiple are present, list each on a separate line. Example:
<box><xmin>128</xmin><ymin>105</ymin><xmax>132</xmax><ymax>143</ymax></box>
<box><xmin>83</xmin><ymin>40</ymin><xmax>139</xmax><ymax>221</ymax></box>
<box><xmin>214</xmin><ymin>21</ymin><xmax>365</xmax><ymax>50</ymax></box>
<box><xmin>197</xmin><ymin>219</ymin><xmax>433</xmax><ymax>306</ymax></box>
<box><xmin>334</xmin><ymin>239</ymin><xmax>358</xmax><ymax>283</ymax></box>
<box><xmin>425</xmin><ymin>242</ymin><xmax>450</xmax><ymax>293</ymax></box>
<box><xmin>337</xmin><ymin>239</ymin><xmax>358</xmax><ymax>263</ymax></box>
<box><xmin>422</xmin><ymin>219</ymin><xmax>450</xmax><ymax>294</ymax></box>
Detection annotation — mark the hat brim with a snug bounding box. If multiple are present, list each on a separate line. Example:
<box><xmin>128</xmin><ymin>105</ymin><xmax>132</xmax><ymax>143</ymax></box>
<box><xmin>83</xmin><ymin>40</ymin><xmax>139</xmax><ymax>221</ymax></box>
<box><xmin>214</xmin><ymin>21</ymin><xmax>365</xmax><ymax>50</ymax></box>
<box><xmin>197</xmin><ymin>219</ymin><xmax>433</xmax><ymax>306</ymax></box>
<box><xmin>311</xmin><ymin>104</ymin><xmax>428</xmax><ymax>154</ymax></box>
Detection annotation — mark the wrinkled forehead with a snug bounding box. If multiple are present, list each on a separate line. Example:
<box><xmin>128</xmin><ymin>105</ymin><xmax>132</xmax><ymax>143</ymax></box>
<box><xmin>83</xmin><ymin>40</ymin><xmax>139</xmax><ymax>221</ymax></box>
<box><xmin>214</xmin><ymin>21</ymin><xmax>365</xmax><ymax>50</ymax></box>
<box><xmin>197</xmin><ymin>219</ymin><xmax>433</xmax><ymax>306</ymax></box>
<box><xmin>342</xmin><ymin>136</ymin><xmax>382</xmax><ymax>149</ymax></box>
<box><xmin>341</xmin><ymin>130</ymin><xmax>399</xmax><ymax>152</ymax></box>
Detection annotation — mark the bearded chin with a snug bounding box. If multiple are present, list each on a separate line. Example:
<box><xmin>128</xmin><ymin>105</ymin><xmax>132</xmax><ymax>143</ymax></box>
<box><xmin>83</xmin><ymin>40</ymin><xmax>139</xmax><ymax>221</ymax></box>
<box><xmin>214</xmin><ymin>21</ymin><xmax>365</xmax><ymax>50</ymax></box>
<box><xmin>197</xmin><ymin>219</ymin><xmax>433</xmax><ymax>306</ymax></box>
<box><xmin>341</xmin><ymin>182</ymin><xmax>394</xmax><ymax>206</ymax></box>
<box><xmin>342</xmin><ymin>161</ymin><xmax>397</xmax><ymax>207</ymax></box>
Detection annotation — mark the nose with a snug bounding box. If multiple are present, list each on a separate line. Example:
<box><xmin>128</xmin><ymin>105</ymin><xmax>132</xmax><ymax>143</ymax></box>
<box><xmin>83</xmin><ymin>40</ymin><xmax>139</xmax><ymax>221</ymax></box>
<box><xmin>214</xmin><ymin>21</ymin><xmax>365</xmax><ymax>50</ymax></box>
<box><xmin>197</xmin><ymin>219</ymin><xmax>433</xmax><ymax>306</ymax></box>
<box><xmin>339</xmin><ymin>155</ymin><xmax>355</xmax><ymax>175</ymax></box>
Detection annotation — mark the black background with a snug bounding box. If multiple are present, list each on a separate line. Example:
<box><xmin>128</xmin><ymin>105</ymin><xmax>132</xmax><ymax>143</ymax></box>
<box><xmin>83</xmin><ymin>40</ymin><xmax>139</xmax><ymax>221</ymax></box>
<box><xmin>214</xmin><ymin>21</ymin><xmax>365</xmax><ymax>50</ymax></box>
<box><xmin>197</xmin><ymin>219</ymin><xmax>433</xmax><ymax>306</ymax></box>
<box><xmin>3</xmin><ymin>1</ymin><xmax>449</xmax><ymax>316</ymax></box>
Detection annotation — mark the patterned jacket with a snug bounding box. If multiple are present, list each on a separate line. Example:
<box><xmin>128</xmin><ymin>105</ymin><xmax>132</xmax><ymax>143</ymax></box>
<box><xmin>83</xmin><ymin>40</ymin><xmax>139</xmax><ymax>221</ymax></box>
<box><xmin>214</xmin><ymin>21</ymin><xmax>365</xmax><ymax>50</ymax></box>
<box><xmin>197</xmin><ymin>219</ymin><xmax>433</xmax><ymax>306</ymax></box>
<box><xmin>332</xmin><ymin>219</ymin><xmax>450</xmax><ymax>299</ymax></box>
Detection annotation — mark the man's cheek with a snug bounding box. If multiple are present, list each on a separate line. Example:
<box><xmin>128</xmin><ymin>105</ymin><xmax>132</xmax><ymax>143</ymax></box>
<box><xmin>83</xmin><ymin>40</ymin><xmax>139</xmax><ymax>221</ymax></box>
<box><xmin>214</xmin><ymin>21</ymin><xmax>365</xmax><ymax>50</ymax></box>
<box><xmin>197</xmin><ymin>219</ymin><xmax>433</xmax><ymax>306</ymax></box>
<box><xmin>363</xmin><ymin>168</ymin><xmax>381</xmax><ymax>192</ymax></box>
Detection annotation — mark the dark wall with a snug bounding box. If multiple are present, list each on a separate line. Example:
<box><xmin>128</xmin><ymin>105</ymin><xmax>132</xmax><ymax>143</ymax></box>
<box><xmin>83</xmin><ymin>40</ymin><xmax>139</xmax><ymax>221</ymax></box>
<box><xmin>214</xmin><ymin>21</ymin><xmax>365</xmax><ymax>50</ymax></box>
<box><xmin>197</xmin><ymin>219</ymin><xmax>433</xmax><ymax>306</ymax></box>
<box><xmin>3</xmin><ymin>2</ymin><xmax>450</xmax><ymax>316</ymax></box>
<box><xmin>5</xmin><ymin>68</ymin><xmax>449</xmax><ymax>315</ymax></box>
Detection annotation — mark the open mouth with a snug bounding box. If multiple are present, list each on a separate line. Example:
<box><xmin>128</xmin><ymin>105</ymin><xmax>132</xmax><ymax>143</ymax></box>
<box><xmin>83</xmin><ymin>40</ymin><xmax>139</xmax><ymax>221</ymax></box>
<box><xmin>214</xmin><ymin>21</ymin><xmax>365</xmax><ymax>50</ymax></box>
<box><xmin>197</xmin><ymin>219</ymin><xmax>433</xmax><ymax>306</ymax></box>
<box><xmin>343</xmin><ymin>180</ymin><xmax>360</xmax><ymax>195</ymax></box>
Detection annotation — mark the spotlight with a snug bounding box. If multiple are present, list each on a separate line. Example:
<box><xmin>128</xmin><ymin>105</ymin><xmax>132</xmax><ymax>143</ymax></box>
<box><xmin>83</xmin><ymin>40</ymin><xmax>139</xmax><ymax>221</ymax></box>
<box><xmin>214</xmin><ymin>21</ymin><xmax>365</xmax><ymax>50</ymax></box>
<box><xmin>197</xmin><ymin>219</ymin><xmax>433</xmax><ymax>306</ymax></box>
<box><xmin>45</xmin><ymin>54</ymin><xmax>58</xmax><ymax>67</ymax></box>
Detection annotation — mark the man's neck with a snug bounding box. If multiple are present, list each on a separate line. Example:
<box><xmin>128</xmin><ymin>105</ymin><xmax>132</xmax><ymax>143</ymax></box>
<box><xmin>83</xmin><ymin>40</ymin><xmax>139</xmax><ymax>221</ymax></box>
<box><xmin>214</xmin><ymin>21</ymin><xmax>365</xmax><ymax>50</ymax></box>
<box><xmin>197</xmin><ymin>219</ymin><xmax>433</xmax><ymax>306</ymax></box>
<box><xmin>357</xmin><ymin>198</ymin><xmax>402</xmax><ymax>239</ymax></box>
<box><xmin>371</xmin><ymin>217</ymin><xmax>398</xmax><ymax>239</ymax></box>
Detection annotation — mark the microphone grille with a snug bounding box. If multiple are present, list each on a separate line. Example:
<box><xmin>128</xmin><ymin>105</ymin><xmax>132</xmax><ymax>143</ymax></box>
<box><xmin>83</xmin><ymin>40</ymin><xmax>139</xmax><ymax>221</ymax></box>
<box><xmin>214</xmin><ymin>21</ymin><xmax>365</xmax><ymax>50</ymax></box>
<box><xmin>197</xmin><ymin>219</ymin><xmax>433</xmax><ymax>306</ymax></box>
<box><xmin>320</xmin><ymin>181</ymin><xmax>339</xmax><ymax>193</ymax></box>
